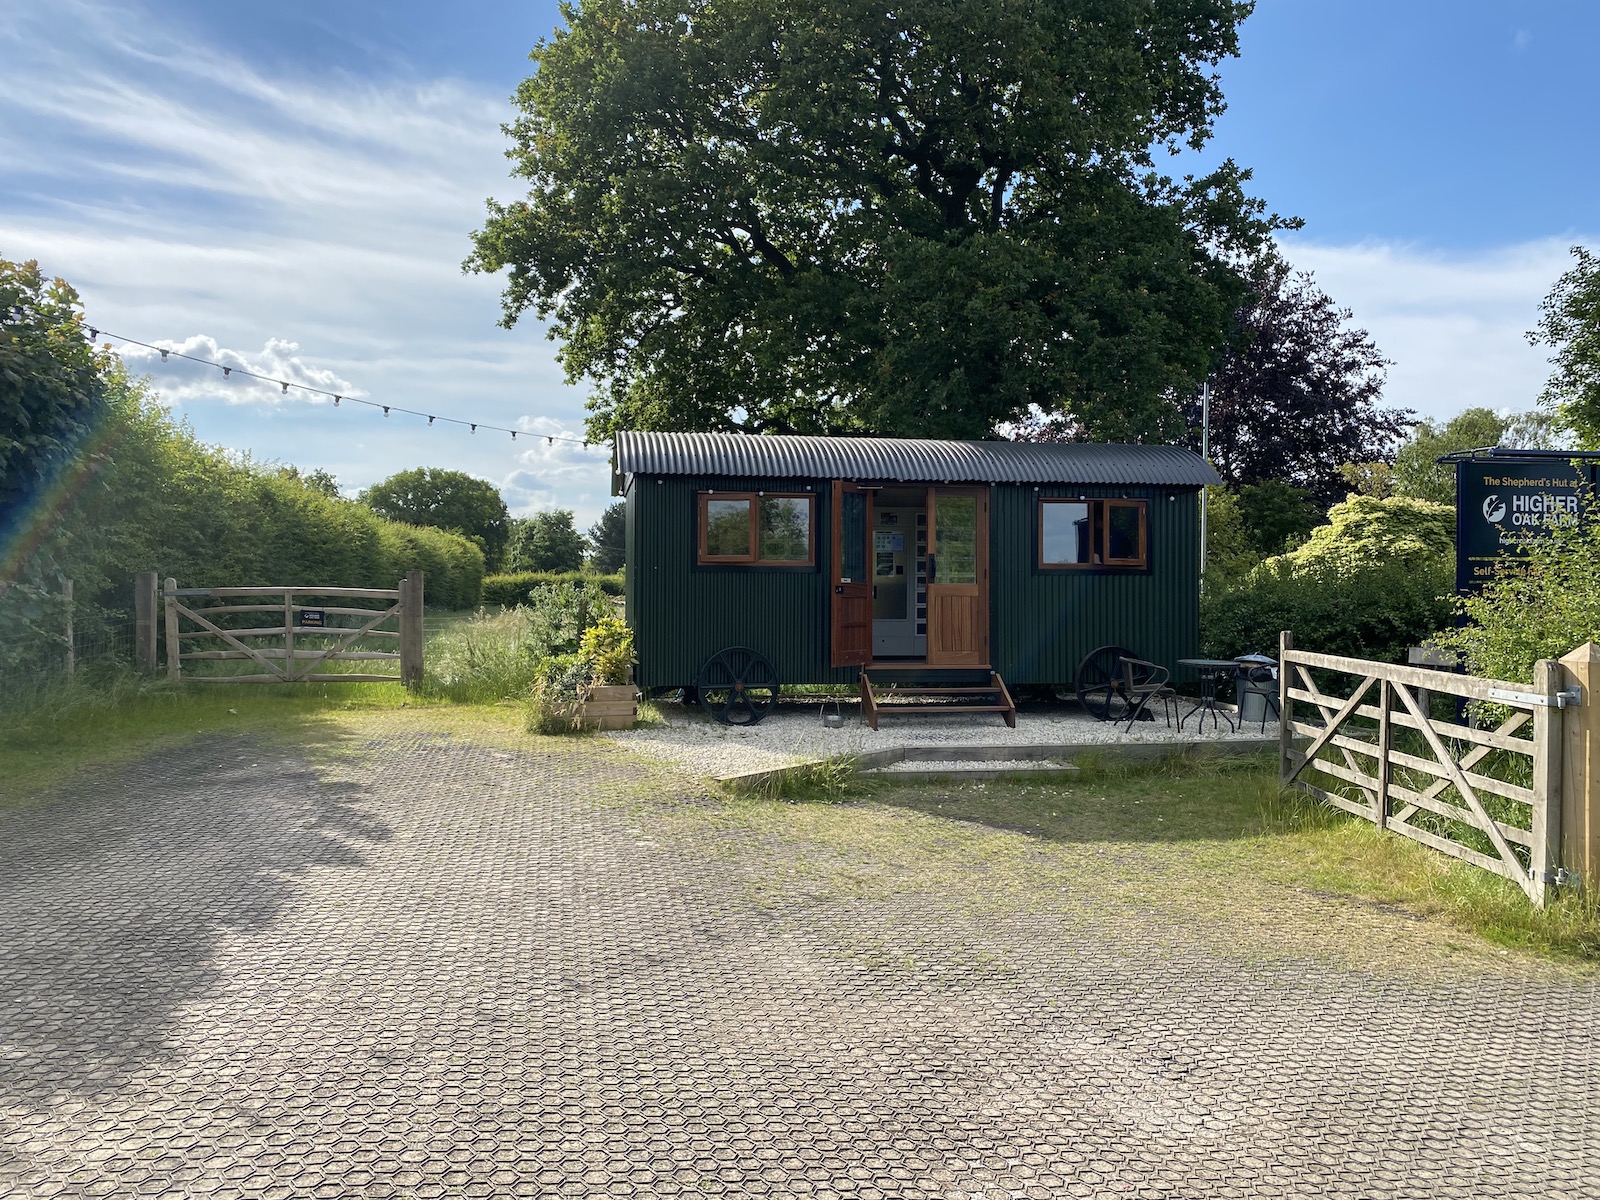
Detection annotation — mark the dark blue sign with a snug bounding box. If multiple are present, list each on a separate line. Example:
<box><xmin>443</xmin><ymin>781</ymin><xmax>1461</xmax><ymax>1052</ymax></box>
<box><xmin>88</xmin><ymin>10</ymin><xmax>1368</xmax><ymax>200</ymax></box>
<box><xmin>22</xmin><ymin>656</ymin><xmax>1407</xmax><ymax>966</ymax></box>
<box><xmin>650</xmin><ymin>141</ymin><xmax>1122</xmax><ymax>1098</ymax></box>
<box><xmin>298</xmin><ymin>608</ymin><xmax>326</xmax><ymax>627</ymax></box>
<box><xmin>1455</xmin><ymin>456</ymin><xmax>1598</xmax><ymax>594</ymax></box>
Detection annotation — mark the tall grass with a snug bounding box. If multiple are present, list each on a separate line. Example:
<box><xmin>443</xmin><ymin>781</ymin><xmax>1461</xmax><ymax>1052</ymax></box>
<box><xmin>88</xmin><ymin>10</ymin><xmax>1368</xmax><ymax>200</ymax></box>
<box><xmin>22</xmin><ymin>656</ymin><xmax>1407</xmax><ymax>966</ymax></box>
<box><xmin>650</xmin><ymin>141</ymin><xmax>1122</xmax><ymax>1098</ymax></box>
<box><xmin>419</xmin><ymin>608</ymin><xmax>544</xmax><ymax>703</ymax></box>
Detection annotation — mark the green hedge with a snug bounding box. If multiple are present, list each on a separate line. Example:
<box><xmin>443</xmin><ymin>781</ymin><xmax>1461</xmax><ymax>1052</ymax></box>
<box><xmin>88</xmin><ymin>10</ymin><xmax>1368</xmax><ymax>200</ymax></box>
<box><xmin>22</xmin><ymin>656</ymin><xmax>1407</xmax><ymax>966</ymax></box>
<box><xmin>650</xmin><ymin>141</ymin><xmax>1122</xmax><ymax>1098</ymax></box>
<box><xmin>3</xmin><ymin>374</ymin><xmax>487</xmax><ymax>678</ymax></box>
<box><xmin>482</xmin><ymin>571</ymin><xmax>624</xmax><ymax>608</ymax></box>
<box><xmin>1202</xmin><ymin>556</ymin><xmax>1454</xmax><ymax>664</ymax></box>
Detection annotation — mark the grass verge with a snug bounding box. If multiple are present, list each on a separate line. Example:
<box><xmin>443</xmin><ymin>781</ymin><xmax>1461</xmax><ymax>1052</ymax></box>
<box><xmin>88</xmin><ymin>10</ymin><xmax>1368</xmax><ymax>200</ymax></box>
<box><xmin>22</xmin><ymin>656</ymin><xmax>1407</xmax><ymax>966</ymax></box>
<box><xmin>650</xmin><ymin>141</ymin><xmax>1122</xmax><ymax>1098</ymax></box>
<box><xmin>664</xmin><ymin>750</ymin><xmax>1599</xmax><ymax>967</ymax></box>
<box><xmin>0</xmin><ymin>669</ymin><xmax>543</xmax><ymax>807</ymax></box>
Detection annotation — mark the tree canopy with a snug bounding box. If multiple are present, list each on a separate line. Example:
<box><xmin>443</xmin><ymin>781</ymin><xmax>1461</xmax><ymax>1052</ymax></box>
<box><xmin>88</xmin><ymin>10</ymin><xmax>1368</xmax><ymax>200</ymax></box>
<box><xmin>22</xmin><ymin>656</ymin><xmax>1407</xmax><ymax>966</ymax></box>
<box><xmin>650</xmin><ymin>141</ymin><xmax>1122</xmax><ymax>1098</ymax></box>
<box><xmin>1528</xmin><ymin>244</ymin><xmax>1600</xmax><ymax>448</ymax></box>
<box><xmin>469</xmin><ymin>0</ymin><xmax>1290</xmax><ymax>442</ymax></box>
<box><xmin>585</xmin><ymin>501</ymin><xmax>626</xmax><ymax>574</ymax></box>
<box><xmin>1183</xmin><ymin>258</ymin><xmax>1407</xmax><ymax>505</ymax></box>
<box><xmin>360</xmin><ymin>468</ymin><xmax>510</xmax><ymax>568</ymax></box>
<box><xmin>1</xmin><ymin>256</ymin><xmax>108</xmax><ymax>577</ymax></box>
<box><xmin>506</xmin><ymin>509</ymin><xmax>587</xmax><ymax>573</ymax></box>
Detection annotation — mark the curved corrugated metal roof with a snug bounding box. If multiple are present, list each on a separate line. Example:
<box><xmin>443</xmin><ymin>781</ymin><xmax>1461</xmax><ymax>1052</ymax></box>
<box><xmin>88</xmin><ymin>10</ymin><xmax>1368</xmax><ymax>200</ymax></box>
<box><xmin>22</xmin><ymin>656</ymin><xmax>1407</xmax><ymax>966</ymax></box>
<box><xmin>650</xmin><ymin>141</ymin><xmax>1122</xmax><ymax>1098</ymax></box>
<box><xmin>613</xmin><ymin>431</ymin><xmax>1220</xmax><ymax>490</ymax></box>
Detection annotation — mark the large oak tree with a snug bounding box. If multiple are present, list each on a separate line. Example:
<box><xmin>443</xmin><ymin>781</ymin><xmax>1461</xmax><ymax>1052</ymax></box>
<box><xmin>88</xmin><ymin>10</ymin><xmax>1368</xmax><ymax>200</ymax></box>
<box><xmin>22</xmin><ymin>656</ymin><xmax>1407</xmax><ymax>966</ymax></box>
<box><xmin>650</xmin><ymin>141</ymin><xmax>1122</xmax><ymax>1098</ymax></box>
<box><xmin>469</xmin><ymin>0</ymin><xmax>1290</xmax><ymax>442</ymax></box>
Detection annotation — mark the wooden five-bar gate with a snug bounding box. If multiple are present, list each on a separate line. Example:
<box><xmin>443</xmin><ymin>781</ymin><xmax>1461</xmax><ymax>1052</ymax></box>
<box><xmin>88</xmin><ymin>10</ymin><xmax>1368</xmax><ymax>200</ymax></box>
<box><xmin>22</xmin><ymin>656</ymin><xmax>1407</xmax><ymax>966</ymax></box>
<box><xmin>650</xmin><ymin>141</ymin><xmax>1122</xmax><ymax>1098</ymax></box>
<box><xmin>1276</xmin><ymin>631</ymin><xmax>1599</xmax><ymax>907</ymax></box>
<box><xmin>140</xmin><ymin>571</ymin><xmax>424</xmax><ymax>689</ymax></box>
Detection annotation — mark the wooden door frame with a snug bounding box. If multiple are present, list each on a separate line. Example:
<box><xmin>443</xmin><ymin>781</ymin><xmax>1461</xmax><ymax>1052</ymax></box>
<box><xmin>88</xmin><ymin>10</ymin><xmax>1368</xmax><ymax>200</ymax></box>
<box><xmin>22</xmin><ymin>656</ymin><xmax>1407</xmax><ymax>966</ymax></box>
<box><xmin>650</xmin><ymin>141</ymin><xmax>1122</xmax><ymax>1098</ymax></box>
<box><xmin>925</xmin><ymin>485</ymin><xmax>990</xmax><ymax>667</ymax></box>
<box><xmin>829</xmin><ymin>480</ymin><xmax>874</xmax><ymax>667</ymax></box>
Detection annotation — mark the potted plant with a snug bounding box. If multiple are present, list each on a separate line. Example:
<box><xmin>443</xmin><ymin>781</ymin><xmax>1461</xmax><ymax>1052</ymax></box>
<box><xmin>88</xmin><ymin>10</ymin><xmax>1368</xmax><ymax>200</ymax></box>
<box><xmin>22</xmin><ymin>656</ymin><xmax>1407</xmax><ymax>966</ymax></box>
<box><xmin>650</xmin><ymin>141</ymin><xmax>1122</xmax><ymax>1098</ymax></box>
<box><xmin>576</xmin><ymin>616</ymin><xmax>636</xmax><ymax>729</ymax></box>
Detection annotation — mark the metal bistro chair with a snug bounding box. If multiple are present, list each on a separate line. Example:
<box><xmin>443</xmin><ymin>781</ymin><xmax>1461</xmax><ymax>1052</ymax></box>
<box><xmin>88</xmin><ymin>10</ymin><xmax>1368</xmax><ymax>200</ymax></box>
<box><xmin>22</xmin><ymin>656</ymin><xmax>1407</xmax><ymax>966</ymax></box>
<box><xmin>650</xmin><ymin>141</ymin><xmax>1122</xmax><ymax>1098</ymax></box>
<box><xmin>1235</xmin><ymin>661</ymin><xmax>1281</xmax><ymax>733</ymax></box>
<box><xmin>1118</xmin><ymin>656</ymin><xmax>1179</xmax><ymax>732</ymax></box>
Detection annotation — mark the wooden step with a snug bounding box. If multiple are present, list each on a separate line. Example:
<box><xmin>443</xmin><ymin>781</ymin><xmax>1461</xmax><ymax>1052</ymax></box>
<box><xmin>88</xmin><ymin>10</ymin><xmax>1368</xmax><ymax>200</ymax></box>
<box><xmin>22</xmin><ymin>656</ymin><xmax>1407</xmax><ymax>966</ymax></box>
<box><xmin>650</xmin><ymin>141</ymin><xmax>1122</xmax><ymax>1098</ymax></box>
<box><xmin>872</xmin><ymin>704</ymin><xmax>1012</xmax><ymax>716</ymax></box>
<box><xmin>860</xmin><ymin>668</ymin><xmax>1018</xmax><ymax>731</ymax></box>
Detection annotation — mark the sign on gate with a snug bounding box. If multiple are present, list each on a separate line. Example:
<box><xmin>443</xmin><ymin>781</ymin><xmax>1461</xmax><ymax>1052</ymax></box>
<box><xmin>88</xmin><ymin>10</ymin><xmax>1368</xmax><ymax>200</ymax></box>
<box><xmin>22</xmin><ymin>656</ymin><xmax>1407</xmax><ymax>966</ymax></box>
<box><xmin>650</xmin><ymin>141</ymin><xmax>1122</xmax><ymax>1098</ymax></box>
<box><xmin>1453</xmin><ymin>452</ymin><xmax>1600</xmax><ymax>594</ymax></box>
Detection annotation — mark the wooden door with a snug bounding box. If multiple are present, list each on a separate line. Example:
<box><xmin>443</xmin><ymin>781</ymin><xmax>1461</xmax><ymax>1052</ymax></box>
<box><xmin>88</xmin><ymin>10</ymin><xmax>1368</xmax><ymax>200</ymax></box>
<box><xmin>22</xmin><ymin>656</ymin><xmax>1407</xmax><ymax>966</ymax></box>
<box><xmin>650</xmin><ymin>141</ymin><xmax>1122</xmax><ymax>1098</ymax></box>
<box><xmin>830</xmin><ymin>481</ymin><xmax>873</xmax><ymax>667</ymax></box>
<box><xmin>925</xmin><ymin>487</ymin><xmax>989</xmax><ymax>667</ymax></box>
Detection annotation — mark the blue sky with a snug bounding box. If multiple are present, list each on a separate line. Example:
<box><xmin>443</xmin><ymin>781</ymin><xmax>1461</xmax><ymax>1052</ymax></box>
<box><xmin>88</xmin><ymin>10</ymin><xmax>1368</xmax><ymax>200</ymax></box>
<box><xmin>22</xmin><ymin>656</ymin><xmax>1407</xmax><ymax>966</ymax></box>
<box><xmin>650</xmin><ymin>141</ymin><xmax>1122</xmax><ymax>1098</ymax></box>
<box><xmin>2</xmin><ymin>0</ymin><xmax>1595</xmax><ymax>529</ymax></box>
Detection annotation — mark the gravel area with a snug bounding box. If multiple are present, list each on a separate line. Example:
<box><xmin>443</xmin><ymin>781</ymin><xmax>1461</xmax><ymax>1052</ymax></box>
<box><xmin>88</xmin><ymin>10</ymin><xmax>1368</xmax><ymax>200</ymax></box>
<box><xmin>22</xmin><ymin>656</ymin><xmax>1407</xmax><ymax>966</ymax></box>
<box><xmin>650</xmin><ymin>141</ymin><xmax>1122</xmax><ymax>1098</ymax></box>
<box><xmin>875</xmin><ymin>757</ymin><xmax>1076</xmax><ymax>773</ymax></box>
<box><xmin>608</xmin><ymin>698</ymin><xmax>1273</xmax><ymax>779</ymax></box>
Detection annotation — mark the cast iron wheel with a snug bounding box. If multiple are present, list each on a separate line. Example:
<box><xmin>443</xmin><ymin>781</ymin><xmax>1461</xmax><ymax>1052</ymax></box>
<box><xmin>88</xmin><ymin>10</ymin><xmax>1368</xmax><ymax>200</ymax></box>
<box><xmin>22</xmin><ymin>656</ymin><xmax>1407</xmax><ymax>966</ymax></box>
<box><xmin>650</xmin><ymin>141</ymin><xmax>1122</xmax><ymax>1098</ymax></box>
<box><xmin>697</xmin><ymin>647</ymin><xmax>779</xmax><ymax>726</ymax></box>
<box><xmin>1075</xmin><ymin>644</ymin><xmax>1137</xmax><ymax>722</ymax></box>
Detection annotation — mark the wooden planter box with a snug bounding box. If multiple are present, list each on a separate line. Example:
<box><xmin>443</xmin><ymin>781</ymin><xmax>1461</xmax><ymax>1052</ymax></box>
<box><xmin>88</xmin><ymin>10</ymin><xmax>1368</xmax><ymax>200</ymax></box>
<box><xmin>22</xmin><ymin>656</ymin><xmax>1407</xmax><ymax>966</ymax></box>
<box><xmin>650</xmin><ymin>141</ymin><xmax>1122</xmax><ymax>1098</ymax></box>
<box><xmin>579</xmin><ymin>683</ymin><xmax>636</xmax><ymax>730</ymax></box>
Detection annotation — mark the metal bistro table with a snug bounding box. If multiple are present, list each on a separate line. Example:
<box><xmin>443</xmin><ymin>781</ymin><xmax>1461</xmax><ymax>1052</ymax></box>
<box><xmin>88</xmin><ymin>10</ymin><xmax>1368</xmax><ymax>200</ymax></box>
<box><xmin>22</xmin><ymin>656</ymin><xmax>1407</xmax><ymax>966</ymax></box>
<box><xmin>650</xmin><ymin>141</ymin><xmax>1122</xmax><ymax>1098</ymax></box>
<box><xmin>1177</xmin><ymin>658</ymin><xmax>1240</xmax><ymax>733</ymax></box>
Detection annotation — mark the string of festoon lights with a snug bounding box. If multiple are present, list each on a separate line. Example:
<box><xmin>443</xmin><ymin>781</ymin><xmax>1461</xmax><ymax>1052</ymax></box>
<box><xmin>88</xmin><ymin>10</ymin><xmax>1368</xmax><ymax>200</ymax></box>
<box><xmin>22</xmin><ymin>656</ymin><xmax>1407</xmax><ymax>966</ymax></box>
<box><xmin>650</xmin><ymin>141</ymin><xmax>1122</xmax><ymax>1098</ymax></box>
<box><xmin>90</xmin><ymin>328</ymin><xmax>598</xmax><ymax>450</ymax></box>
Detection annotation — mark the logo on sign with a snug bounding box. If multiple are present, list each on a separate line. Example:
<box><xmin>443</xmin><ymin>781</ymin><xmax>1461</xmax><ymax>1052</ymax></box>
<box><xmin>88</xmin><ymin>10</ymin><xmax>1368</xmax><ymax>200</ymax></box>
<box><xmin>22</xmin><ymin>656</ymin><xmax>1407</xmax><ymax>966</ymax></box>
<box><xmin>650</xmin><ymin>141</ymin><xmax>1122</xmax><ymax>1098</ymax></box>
<box><xmin>1482</xmin><ymin>494</ymin><xmax>1506</xmax><ymax>524</ymax></box>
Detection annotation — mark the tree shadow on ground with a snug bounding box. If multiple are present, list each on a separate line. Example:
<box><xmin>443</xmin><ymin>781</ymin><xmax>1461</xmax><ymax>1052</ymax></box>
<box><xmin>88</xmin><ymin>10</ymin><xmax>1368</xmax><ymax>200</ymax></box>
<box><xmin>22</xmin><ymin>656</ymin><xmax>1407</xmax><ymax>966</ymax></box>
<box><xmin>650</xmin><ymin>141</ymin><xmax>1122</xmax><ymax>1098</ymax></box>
<box><xmin>0</xmin><ymin>727</ymin><xmax>390</xmax><ymax>1099</ymax></box>
<box><xmin>856</xmin><ymin>752</ymin><xmax>1294</xmax><ymax>848</ymax></box>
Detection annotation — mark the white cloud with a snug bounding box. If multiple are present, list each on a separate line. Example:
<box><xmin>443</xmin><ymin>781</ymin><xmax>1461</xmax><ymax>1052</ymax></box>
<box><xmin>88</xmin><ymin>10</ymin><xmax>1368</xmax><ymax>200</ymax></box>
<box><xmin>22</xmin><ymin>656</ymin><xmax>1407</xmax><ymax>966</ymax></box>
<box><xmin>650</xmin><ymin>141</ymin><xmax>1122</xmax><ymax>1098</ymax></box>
<box><xmin>111</xmin><ymin>335</ymin><xmax>364</xmax><ymax>406</ymax></box>
<box><xmin>0</xmin><ymin>0</ymin><xmax>611</xmax><ymax>522</ymax></box>
<box><xmin>1281</xmin><ymin>236</ymin><xmax>1588</xmax><ymax>424</ymax></box>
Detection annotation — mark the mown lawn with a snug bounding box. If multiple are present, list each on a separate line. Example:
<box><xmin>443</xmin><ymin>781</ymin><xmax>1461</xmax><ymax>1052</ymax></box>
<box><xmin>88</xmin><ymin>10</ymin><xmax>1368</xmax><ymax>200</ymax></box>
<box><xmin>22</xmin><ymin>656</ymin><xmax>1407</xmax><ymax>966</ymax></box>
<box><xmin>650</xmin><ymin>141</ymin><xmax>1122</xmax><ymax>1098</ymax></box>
<box><xmin>675</xmin><ymin>752</ymin><xmax>1600</xmax><ymax>967</ymax></box>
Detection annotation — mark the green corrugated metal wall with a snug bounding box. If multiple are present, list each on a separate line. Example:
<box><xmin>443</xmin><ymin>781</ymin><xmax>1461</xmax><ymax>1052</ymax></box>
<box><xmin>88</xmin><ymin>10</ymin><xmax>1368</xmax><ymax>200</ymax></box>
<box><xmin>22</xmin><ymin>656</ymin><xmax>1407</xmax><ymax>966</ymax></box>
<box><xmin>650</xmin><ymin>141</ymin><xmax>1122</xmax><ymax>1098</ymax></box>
<box><xmin>626</xmin><ymin>474</ymin><xmax>1201</xmax><ymax>689</ymax></box>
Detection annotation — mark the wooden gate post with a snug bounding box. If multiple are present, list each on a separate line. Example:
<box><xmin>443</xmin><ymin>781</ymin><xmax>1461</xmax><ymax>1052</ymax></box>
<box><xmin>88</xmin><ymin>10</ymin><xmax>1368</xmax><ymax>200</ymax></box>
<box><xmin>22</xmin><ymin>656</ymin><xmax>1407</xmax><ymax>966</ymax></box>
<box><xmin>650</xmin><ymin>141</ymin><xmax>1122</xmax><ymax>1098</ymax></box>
<box><xmin>1559</xmin><ymin>643</ymin><xmax>1600</xmax><ymax>889</ymax></box>
<box><xmin>400</xmin><ymin>570</ymin><xmax>424</xmax><ymax>690</ymax></box>
<box><xmin>1531</xmin><ymin>658</ymin><xmax>1565</xmax><ymax>907</ymax></box>
<box><xmin>1278</xmin><ymin>630</ymin><xmax>1294</xmax><ymax>783</ymax></box>
<box><xmin>164</xmin><ymin>577</ymin><xmax>181</xmax><ymax>682</ymax></box>
<box><xmin>134</xmin><ymin>571</ymin><xmax>159</xmax><ymax>674</ymax></box>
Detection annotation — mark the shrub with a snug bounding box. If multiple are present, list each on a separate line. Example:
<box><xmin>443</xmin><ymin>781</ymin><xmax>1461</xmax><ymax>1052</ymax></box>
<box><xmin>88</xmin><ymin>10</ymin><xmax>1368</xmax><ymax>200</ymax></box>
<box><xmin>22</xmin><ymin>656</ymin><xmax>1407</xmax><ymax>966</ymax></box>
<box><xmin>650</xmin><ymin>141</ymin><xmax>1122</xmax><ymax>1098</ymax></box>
<box><xmin>525</xmin><ymin>652</ymin><xmax>593</xmax><ymax>735</ymax></box>
<box><xmin>482</xmin><ymin>571</ymin><xmax>624</xmax><ymax>607</ymax></box>
<box><xmin>522</xmin><ymin>580</ymin><xmax>615</xmax><ymax>660</ymax></box>
<box><xmin>1203</xmin><ymin>555</ymin><xmax>1454</xmax><ymax>663</ymax></box>
<box><xmin>1202</xmin><ymin>494</ymin><xmax>1457</xmax><ymax>663</ymax></box>
<box><xmin>580</xmin><ymin>615</ymin><xmax>635</xmax><ymax>685</ymax></box>
<box><xmin>1433</xmin><ymin>517</ymin><xmax>1600</xmax><ymax>684</ymax></box>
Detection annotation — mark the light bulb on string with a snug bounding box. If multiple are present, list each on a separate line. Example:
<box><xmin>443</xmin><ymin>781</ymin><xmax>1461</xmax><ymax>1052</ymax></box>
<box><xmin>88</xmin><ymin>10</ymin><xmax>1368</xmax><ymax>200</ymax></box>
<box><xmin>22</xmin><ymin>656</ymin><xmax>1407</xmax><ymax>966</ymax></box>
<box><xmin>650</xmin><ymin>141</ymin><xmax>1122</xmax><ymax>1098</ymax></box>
<box><xmin>382</xmin><ymin>406</ymin><xmax>390</xmax><ymax>417</ymax></box>
<box><xmin>427</xmin><ymin>416</ymin><xmax>435</xmax><ymax>425</ymax></box>
<box><xmin>280</xmin><ymin>382</ymin><xmax>289</xmax><ymax>394</ymax></box>
<box><xmin>222</xmin><ymin>367</ymin><xmax>230</xmax><ymax>378</ymax></box>
<box><xmin>160</xmin><ymin>349</ymin><xmax>169</xmax><ymax>362</ymax></box>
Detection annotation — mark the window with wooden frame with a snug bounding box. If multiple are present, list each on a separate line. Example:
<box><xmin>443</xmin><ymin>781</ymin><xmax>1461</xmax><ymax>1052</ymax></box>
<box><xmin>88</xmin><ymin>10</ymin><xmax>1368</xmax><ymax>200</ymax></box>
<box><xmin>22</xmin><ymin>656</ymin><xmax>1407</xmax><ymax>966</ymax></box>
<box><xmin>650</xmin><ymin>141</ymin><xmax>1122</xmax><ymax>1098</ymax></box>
<box><xmin>1038</xmin><ymin>498</ymin><xmax>1148</xmax><ymax>570</ymax></box>
<box><xmin>697</xmin><ymin>492</ymin><xmax>815</xmax><ymax>566</ymax></box>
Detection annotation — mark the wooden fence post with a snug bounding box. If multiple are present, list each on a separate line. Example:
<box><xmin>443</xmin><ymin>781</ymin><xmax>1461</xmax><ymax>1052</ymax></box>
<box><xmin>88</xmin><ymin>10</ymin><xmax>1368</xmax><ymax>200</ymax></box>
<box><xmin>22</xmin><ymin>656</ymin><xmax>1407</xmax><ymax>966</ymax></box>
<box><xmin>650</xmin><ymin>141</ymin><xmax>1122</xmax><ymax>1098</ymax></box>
<box><xmin>284</xmin><ymin>587</ymin><xmax>297</xmax><ymax>684</ymax></box>
<box><xmin>61</xmin><ymin>578</ymin><xmax>75</xmax><ymax>675</ymax></box>
<box><xmin>1278</xmin><ymin>630</ymin><xmax>1294</xmax><ymax>783</ymax></box>
<box><xmin>1559</xmin><ymin>643</ymin><xmax>1599</xmax><ymax>890</ymax></box>
<box><xmin>164</xmin><ymin>577</ymin><xmax>180</xmax><ymax>683</ymax></box>
<box><xmin>1530</xmin><ymin>658</ymin><xmax>1565</xmax><ymax>907</ymax></box>
<box><xmin>1375</xmin><ymin>678</ymin><xmax>1391</xmax><ymax>828</ymax></box>
<box><xmin>134</xmin><ymin>571</ymin><xmax>159</xmax><ymax>674</ymax></box>
<box><xmin>400</xmin><ymin>570</ymin><xmax>424</xmax><ymax>690</ymax></box>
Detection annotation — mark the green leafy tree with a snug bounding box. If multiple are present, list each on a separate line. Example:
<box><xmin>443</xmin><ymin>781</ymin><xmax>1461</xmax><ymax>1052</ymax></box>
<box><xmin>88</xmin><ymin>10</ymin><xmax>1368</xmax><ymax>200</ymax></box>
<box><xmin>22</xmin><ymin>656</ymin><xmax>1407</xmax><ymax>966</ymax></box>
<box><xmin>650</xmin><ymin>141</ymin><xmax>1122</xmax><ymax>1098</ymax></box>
<box><xmin>1</xmin><ymin>256</ymin><xmax>109</xmax><ymax>583</ymax></box>
<box><xmin>1236</xmin><ymin>480</ymin><xmax>1320</xmax><ymax>558</ymax></box>
<box><xmin>469</xmin><ymin>0</ymin><xmax>1291</xmax><ymax>442</ymax></box>
<box><xmin>1528</xmin><ymin>245</ymin><xmax>1600</xmax><ymax>448</ymax></box>
<box><xmin>585</xmin><ymin>501</ymin><xmax>626</xmax><ymax>573</ymax></box>
<box><xmin>276</xmin><ymin>465</ymin><xmax>341</xmax><ymax>499</ymax></box>
<box><xmin>1390</xmin><ymin>408</ymin><xmax>1508</xmax><ymax>505</ymax></box>
<box><xmin>506</xmin><ymin>510</ymin><xmax>587</xmax><ymax>573</ymax></box>
<box><xmin>361</xmin><ymin>467</ymin><xmax>510</xmax><ymax>568</ymax></box>
<box><xmin>1201</xmin><ymin>485</ymin><xmax>1254</xmax><ymax>580</ymax></box>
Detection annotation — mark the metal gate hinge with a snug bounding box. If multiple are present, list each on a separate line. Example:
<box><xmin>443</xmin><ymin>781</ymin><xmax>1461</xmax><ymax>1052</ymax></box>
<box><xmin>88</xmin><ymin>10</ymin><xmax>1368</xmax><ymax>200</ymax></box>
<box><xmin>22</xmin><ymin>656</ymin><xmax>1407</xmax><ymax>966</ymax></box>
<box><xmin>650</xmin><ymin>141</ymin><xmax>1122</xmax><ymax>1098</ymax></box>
<box><xmin>1488</xmin><ymin>687</ymin><xmax>1583</xmax><ymax>709</ymax></box>
<box><xmin>1529</xmin><ymin>866</ymin><xmax>1581</xmax><ymax>887</ymax></box>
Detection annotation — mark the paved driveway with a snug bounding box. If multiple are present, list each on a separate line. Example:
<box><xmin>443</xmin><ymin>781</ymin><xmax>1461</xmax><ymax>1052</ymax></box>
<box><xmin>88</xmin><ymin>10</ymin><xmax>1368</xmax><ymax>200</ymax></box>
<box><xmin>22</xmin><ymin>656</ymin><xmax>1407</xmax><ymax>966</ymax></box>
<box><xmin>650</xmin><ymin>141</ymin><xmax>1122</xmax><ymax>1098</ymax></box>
<box><xmin>2</xmin><ymin>721</ymin><xmax>1597</xmax><ymax>1199</ymax></box>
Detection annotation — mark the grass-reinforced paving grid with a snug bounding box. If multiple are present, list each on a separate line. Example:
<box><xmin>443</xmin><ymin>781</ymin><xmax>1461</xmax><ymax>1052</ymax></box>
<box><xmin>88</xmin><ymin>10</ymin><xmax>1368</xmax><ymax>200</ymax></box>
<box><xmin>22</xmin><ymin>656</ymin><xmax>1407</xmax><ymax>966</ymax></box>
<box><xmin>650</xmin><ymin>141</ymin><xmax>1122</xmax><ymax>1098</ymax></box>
<box><xmin>1</xmin><ymin>715</ymin><xmax>1597</xmax><ymax>1198</ymax></box>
